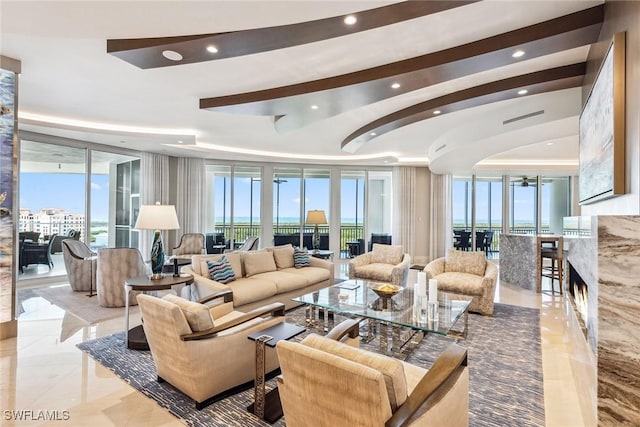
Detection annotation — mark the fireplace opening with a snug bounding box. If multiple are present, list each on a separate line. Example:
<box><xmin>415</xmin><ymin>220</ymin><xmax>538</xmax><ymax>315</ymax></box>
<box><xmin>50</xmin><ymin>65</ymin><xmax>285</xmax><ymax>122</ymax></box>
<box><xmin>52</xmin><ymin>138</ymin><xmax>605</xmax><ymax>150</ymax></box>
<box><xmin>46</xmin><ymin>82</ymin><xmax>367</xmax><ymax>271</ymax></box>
<box><xmin>568</xmin><ymin>264</ymin><xmax>588</xmax><ymax>327</ymax></box>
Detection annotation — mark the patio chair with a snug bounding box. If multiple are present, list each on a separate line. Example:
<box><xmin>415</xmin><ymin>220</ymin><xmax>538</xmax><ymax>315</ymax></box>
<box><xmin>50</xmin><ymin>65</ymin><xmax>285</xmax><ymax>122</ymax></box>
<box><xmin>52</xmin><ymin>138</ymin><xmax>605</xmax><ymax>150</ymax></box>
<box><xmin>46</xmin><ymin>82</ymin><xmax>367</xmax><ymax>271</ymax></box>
<box><xmin>21</xmin><ymin>234</ymin><xmax>56</xmax><ymax>269</ymax></box>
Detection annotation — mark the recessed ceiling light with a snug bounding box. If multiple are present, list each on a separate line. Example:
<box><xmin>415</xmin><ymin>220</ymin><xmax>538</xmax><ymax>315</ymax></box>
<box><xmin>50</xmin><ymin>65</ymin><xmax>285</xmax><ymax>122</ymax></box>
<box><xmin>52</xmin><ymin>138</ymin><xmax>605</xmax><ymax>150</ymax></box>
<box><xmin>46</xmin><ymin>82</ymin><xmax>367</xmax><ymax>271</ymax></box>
<box><xmin>512</xmin><ymin>50</ymin><xmax>525</xmax><ymax>58</ymax></box>
<box><xmin>178</xmin><ymin>140</ymin><xmax>184</xmax><ymax>144</ymax></box>
<box><xmin>518</xmin><ymin>89</ymin><xmax>528</xmax><ymax>95</ymax></box>
<box><xmin>546</xmin><ymin>142</ymin><xmax>554</xmax><ymax>146</ymax></box>
<box><xmin>344</xmin><ymin>15</ymin><xmax>357</xmax><ymax>25</ymax></box>
<box><xmin>433</xmin><ymin>110</ymin><xmax>441</xmax><ymax>115</ymax></box>
<box><xmin>206</xmin><ymin>45</ymin><xmax>218</xmax><ymax>54</ymax></box>
<box><xmin>311</xmin><ymin>105</ymin><xmax>319</xmax><ymax>110</ymax></box>
<box><xmin>391</xmin><ymin>82</ymin><xmax>401</xmax><ymax>89</ymax></box>
<box><xmin>370</xmin><ymin>132</ymin><xmax>377</xmax><ymax>136</ymax></box>
<box><xmin>162</xmin><ymin>50</ymin><xmax>183</xmax><ymax>61</ymax></box>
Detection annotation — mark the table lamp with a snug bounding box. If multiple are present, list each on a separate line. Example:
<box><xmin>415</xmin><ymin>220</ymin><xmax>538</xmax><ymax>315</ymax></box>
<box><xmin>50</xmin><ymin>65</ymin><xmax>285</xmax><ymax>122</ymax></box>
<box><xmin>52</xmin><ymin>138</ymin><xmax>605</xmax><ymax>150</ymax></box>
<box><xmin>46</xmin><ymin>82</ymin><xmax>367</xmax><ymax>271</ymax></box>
<box><xmin>305</xmin><ymin>210</ymin><xmax>327</xmax><ymax>253</ymax></box>
<box><xmin>134</xmin><ymin>203</ymin><xmax>180</xmax><ymax>279</ymax></box>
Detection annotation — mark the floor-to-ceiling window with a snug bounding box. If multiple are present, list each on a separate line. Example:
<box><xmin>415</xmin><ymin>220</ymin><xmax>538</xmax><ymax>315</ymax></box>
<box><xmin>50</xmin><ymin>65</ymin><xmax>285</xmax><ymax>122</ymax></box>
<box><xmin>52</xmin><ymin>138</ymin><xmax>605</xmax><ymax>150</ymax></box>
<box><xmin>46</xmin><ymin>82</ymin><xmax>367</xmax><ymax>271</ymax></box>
<box><xmin>453</xmin><ymin>175</ymin><xmax>572</xmax><ymax>256</ymax></box>
<box><xmin>367</xmin><ymin>170</ymin><xmax>392</xmax><ymax>249</ymax></box>
<box><xmin>273</xmin><ymin>167</ymin><xmax>302</xmax><ymax>245</ymax></box>
<box><xmin>509</xmin><ymin>176</ymin><xmax>538</xmax><ymax>234</ymax></box>
<box><xmin>19</xmin><ymin>138</ymin><xmax>140</xmax><ymax>281</ymax></box>
<box><xmin>19</xmin><ymin>141</ymin><xmax>86</xmax><ymax>280</ymax></box>
<box><xmin>205</xmin><ymin>163</ymin><xmax>392</xmax><ymax>255</ymax></box>
<box><xmin>475</xmin><ymin>177</ymin><xmax>502</xmax><ymax>254</ymax></box>
<box><xmin>232</xmin><ymin>166</ymin><xmax>262</xmax><ymax>246</ymax></box>
<box><xmin>303</xmin><ymin>168</ymin><xmax>330</xmax><ymax>249</ymax></box>
<box><xmin>209</xmin><ymin>165</ymin><xmax>232</xmax><ymax>246</ymax></box>
<box><xmin>452</xmin><ymin>177</ymin><xmax>473</xmax><ymax>250</ymax></box>
<box><xmin>341</xmin><ymin>170</ymin><xmax>365</xmax><ymax>257</ymax></box>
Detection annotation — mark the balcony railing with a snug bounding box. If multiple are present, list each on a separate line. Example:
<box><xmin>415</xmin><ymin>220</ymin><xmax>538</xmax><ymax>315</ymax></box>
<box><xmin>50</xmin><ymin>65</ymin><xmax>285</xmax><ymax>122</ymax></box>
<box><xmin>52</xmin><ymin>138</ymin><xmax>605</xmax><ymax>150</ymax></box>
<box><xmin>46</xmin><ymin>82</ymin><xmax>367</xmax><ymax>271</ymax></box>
<box><xmin>213</xmin><ymin>224</ymin><xmax>365</xmax><ymax>257</ymax></box>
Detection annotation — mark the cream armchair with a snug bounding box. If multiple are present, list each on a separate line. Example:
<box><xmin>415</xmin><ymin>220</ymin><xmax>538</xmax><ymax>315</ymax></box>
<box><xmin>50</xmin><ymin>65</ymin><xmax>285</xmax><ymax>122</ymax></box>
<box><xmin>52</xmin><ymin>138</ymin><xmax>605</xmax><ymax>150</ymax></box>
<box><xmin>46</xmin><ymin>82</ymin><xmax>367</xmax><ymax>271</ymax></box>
<box><xmin>349</xmin><ymin>243</ymin><xmax>410</xmax><ymax>287</ymax></box>
<box><xmin>136</xmin><ymin>291</ymin><xmax>284</xmax><ymax>409</ymax></box>
<box><xmin>172</xmin><ymin>233</ymin><xmax>206</xmax><ymax>258</ymax></box>
<box><xmin>96</xmin><ymin>248</ymin><xmax>147</xmax><ymax>308</ymax></box>
<box><xmin>277</xmin><ymin>319</ymin><xmax>469</xmax><ymax>427</ymax></box>
<box><xmin>425</xmin><ymin>249</ymin><xmax>498</xmax><ymax>316</ymax></box>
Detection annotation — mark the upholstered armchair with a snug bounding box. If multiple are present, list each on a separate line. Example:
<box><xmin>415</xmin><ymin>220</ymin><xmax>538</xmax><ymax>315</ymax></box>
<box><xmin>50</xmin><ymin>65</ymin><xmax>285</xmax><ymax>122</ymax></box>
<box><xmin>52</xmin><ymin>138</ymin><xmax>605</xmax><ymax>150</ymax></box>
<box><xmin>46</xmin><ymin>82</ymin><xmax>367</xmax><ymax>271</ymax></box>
<box><xmin>62</xmin><ymin>240</ymin><xmax>96</xmax><ymax>292</ymax></box>
<box><xmin>172</xmin><ymin>233</ymin><xmax>206</xmax><ymax>258</ymax></box>
<box><xmin>277</xmin><ymin>319</ymin><xmax>469</xmax><ymax>427</ymax></box>
<box><xmin>425</xmin><ymin>249</ymin><xmax>498</xmax><ymax>316</ymax></box>
<box><xmin>96</xmin><ymin>248</ymin><xmax>147</xmax><ymax>307</ymax></box>
<box><xmin>348</xmin><ymin>243</ymin><xmax>410</xmax><ymax>287</ymax></box>
<box><xmin>136</xmin><ymin>291</ymin><xmax>284</xmax><ymax>409</ymax></box>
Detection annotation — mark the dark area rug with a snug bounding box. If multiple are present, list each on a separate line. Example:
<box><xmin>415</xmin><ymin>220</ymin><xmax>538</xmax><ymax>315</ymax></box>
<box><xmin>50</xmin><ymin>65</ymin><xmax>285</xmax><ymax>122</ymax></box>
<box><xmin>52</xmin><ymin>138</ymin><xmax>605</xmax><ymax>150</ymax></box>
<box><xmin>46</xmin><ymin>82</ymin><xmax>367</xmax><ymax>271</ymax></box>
<box><xmin>77</xmin><ymin>303</ymin><xmax>544</xmax><ymax>427</ymax></box>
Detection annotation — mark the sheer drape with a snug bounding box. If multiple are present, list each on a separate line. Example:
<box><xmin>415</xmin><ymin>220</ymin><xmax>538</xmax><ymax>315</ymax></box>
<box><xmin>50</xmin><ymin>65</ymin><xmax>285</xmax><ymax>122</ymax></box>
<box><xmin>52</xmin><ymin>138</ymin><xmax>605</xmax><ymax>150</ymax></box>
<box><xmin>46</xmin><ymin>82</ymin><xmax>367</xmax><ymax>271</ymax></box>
<box><xmin>429</xmin><ymin>173</ymin><xmax>452</xmax><ymax>260</ymax></box>
<box><xmin>176</xmin><ymin>157</ymin><xmax>205</xmax><ymax>234</ymax></box>
<box><xmin>139</xmin><ymin>153</ymin><xmax>170</xmax><ymax>261</ymax></box>
<box><xmin>392</xmin><ymin>166</ymin><xmax>417</xmax><ymax>257</ymax></box>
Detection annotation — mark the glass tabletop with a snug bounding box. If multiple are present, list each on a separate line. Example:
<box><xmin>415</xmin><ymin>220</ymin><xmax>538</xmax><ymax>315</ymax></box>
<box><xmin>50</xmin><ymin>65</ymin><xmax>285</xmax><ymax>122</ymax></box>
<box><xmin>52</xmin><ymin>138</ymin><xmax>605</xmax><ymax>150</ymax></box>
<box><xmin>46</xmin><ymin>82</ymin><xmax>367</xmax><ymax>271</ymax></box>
<box><xmin>292</xmin><ymin>279</ymin><xmax>472</xmax><ymax>336</ymax></box>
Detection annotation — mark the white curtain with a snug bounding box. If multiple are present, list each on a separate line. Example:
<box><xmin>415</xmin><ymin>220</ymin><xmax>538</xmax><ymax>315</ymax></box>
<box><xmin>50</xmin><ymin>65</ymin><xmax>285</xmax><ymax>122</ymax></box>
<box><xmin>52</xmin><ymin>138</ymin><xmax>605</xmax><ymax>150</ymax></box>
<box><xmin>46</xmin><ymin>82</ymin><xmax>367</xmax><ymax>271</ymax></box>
<box><xmin>176</xmin><ymin>157</ymin><xmax>206</xmax><ymax>234</ymax></box>
<box><xmin>392</xmin><ymin>166</ymin><xmax>417</xmax><ymax>257</ymax></box>
<box><xmin>429</xmin><ymin>173</ymin><xmax>453</xmax><ymax>260</ymax></box>
<box><xmin>139</xmin><ymin>152</ymin><xmax>170</xmax><ymax>260</ymax></box>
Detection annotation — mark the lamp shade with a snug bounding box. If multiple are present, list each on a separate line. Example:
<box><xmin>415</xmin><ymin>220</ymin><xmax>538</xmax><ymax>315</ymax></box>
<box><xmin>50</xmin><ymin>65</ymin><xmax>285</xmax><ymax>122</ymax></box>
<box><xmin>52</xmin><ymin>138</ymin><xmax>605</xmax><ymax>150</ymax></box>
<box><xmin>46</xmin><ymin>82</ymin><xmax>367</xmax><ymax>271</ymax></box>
<box><xmin>134</xmin><ymin>204</ymin><xmax>180</xmax><ymax>230</ymax></box>
<box><xmin>306</xmin><ymin>210</ymin><xmax>327</xmax><ymax>225</ymax></box>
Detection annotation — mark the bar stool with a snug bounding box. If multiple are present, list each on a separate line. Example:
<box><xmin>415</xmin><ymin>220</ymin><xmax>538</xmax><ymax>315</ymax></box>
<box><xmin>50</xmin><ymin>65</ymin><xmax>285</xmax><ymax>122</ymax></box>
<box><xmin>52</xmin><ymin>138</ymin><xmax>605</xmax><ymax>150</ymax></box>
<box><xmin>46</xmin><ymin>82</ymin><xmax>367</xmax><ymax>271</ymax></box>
<box><xmin>539</xmin><ymin>236</ymin><xmax>563</xmax><ymax>294</ymax></box>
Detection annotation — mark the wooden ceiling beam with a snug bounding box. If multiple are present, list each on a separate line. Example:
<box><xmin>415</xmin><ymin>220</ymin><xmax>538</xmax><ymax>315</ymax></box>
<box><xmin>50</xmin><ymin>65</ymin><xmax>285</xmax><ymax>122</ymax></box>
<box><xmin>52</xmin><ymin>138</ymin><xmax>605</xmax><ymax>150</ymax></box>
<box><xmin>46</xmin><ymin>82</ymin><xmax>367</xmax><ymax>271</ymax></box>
<box><xmin>341</xmin><ymin>63</ymin><xmax>587</xmax><ymax>149</ymax></box>
<box><xmin>107</xmin><ymin>1</ymin><xmax>476</xmax><ymax>69</ymax></box>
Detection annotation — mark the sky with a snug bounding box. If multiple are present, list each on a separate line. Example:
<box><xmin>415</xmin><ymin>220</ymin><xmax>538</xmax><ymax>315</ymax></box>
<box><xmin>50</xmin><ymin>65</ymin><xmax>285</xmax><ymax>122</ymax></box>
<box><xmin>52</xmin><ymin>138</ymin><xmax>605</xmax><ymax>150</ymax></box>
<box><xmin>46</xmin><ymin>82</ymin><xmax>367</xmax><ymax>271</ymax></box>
<box><xmin>20</xmin><ymin>173</ymin><xmax>110</xmax><ymax>221</ymax></box>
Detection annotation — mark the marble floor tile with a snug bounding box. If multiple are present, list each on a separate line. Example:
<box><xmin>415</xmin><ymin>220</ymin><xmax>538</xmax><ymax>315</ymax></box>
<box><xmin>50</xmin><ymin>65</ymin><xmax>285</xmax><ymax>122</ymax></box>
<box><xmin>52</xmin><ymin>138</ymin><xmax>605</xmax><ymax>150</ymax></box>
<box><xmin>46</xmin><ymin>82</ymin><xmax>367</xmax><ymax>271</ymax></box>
<box><xmin>0</xmin><ymin>263</ymin><xmax>594</xmax><ymax>426</ymax></box>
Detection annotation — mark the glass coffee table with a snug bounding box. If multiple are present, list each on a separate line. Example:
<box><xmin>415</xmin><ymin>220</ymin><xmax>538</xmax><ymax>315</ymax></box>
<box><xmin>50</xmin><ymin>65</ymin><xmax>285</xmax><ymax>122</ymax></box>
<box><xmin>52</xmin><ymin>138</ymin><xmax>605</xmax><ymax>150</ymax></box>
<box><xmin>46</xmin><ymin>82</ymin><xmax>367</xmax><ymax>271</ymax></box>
<box><xmin>292</xmin><ymin>279</ymin><xmax>472</xmax><ymax>359</ymax></box>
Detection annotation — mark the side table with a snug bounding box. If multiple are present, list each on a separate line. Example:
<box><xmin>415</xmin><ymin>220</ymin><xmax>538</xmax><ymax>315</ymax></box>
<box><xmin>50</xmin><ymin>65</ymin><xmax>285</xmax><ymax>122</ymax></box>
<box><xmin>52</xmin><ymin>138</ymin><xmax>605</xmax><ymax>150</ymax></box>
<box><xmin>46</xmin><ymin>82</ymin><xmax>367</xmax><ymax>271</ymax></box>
<box><xmin>309</xmin><ymin>250</ymin><xmax>334</xmax><ymax>261</ymax></box>
<box><xmin>124</xmin><ymin>273</ymin><xmax>194</xmax><ymax>350</ymax></box>
<box><xmin>247</xmin><ymin>322</ymin><xmax>305</xmax><ymax>423</ymax></box>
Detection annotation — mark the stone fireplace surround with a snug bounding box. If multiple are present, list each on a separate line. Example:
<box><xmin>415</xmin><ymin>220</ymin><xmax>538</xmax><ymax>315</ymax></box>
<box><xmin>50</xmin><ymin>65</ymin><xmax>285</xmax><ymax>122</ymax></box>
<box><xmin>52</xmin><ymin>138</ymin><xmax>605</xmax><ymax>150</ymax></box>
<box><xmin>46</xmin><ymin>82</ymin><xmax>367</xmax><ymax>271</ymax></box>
<box><xmin>566</xmin><ymin>215</ymin><xmax>640</xmax><ymax>425</ymax></box>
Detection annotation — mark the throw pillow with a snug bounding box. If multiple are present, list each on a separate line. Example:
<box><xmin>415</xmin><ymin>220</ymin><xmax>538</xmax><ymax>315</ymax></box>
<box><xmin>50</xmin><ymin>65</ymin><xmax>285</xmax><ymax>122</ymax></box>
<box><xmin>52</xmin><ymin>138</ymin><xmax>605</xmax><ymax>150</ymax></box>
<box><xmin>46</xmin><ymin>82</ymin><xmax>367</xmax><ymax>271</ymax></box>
<box><xmin>293</xmin><ymin>247</ymin><xmax>311</xmax><ymax>268</ymax></box>
<box><xmin>267</xmin><ymin>244</ymin><xmax>295</xmax><ymax>269</ymax></box>
<box><xmin>207</xmin><ymin>256</ymin><xmax>236</xmax><ymax>284</ymax></box>
<box><xmin>243</xmin><ymin>250</ymin><xmax>277</xmax><ymax>277</ymax></box>
<box><xmin>444</xmin><ymin>248</ymin><xmax>486</xmax><ymax>276</ymax></box>
<box><xmin>370</xmin><ymin>244</ymin><xmax>404</xmax><ymax>265</ymax></box>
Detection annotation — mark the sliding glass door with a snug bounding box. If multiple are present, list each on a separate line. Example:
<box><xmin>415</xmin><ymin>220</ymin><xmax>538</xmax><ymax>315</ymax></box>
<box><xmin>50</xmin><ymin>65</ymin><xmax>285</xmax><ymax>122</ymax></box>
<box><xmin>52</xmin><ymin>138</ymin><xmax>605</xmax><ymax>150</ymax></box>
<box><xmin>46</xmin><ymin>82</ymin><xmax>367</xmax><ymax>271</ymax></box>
<box><xmin>19</xmin><ymin>139</ymin><xmax>140</xmax><ymax>281</ymax></box>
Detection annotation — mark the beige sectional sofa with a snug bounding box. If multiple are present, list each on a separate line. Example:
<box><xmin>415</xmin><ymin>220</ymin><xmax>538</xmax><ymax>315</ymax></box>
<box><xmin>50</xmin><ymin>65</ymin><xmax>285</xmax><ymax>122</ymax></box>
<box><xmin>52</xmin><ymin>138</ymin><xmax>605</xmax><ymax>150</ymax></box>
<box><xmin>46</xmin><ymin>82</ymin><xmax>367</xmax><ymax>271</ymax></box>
<box><xmin>182</xmin><ymin>244</ymin><xmax>334</xmax><ymax>312</ymax></box>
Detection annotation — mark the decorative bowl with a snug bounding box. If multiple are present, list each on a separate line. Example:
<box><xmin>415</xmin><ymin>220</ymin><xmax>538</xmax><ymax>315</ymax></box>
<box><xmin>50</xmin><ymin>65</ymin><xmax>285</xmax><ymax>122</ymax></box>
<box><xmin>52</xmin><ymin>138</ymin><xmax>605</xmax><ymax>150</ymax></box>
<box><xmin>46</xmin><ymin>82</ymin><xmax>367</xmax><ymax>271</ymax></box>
<box><xmin>369</xmin><ymin>283</ymin><xmax>401</xmax><ymax>299</ymax></box>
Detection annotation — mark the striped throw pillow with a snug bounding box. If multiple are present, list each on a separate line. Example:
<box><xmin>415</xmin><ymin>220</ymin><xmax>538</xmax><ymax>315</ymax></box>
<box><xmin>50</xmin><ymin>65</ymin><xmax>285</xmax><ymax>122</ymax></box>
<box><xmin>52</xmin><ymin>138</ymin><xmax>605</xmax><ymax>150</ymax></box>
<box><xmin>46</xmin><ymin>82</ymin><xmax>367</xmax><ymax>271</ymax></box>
<box><xmin>207</xmin><ymin>256</ymin><xmax>236</xmax><ymax>284</ymax></box>
<box><xmin>293</xmin><ymin>247</ymin><xmax>310</xmax><ymax>269</ymax></box>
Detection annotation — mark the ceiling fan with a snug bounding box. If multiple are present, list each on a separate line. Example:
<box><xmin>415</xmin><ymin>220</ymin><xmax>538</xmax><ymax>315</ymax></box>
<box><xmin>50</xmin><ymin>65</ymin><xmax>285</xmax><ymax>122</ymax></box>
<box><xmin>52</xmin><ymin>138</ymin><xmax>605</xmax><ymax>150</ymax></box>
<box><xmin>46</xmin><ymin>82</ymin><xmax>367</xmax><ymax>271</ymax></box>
<box><xmin>511</xmin><ymin>177</ymin><xmax>539</xmax><ymax>187</ymax></box>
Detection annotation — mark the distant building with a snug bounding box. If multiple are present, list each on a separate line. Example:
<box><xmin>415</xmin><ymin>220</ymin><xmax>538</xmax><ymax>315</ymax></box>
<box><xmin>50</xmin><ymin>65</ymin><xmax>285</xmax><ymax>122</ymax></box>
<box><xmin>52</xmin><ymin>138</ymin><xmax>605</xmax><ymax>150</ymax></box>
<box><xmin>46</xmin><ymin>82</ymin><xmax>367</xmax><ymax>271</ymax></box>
<box><xmin>19</xmin><ymin>208</ymin><xmax>84</xmax><ymax>238</ymax></box>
